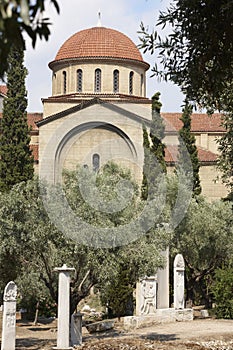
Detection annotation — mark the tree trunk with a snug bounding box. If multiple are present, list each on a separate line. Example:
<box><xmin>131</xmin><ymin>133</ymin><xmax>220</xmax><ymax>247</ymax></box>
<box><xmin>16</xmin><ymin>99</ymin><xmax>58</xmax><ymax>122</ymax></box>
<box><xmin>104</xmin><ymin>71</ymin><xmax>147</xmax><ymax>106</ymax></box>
<box><xmin>33</xmin><ymin>301</ymin><xmax>40</xmax><ymax>325</ymax></box>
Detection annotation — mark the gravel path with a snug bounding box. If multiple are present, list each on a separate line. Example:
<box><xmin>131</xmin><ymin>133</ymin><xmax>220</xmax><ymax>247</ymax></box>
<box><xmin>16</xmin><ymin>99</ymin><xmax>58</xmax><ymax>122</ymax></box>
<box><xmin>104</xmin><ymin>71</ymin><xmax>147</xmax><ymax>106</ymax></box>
<box><xmin>11</xmin><ymin>318</ymin><xmax>233</xmax><ymax>350</ymax></box>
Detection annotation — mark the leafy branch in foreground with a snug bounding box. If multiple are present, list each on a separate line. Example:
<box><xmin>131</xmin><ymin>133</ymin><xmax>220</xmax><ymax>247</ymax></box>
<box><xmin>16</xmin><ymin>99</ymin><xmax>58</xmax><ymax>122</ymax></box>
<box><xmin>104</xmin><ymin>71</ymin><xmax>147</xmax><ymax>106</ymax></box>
<box><xmin>0</xmin><ymin>0</ymin><xmax>60</xmax><ymax>79</ymax></box>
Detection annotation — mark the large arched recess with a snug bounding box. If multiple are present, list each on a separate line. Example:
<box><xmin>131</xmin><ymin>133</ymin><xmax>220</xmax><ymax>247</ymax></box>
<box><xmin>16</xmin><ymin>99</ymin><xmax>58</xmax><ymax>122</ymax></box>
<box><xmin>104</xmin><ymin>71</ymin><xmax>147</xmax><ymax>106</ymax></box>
<box><xmin>54</xmin><ymin>121</ymin><xmax>138</xmax><ymax>183</ymax></box>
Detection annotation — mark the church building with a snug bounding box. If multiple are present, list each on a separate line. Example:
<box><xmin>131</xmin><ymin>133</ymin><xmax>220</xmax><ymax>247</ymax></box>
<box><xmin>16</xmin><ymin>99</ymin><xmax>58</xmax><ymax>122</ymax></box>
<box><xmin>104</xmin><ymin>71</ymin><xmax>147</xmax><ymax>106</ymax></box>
<box><xmin>0</xmin><ymin>24</ymin><xmax>229</xmax><ymax>201</ymax></box>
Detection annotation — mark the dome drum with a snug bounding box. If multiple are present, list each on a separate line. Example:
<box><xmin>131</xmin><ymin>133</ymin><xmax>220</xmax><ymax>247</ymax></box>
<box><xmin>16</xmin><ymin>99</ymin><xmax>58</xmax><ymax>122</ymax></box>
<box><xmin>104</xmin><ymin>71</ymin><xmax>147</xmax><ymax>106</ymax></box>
<box><xmin>51</xmin><ymin>60</ymin><xmax>147</xmax><ymax>97</ymax></box>
<box><xmin>49</xmin><ymin>26</ymin><xmax>150</xmax><ymax>99</ymax></box>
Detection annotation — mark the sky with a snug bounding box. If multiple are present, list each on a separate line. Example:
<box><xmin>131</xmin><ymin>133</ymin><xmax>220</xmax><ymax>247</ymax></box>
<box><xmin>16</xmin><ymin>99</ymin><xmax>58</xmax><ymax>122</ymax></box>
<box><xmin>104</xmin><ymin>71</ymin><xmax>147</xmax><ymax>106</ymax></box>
<box><xmin>24</xmin><ymin>0</ymin><xmax>184</xmax><ymax>112</ymax></box>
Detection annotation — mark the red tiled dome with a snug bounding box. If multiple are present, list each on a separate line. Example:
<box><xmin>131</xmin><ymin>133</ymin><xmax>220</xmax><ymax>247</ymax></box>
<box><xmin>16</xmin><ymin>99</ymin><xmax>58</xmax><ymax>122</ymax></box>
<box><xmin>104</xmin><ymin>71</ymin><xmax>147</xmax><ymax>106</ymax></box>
<box><xmin>54</xmin><ymin>27</ymin><xmax>143</xmax><ymax>62</ymax></box>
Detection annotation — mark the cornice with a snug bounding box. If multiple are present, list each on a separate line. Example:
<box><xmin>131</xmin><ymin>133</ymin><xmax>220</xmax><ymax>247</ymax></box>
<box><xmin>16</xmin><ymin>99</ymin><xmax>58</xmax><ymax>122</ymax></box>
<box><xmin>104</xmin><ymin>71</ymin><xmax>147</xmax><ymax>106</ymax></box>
<box><xmin>49</xmin><ymin>56</ymin><xmax>150</xmax><ymax>71</ymax></box>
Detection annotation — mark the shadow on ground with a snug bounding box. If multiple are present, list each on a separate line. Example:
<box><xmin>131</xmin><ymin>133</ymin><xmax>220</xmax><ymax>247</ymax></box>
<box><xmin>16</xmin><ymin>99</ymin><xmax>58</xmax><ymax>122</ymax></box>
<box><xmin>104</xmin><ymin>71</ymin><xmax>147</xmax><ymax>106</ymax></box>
<box><xmin>16</xmin><ymin>338</ymin><xmax>56</xmax><ymax>349</ymax></box>
<box><xmin>83</xmin><ymin>328</ymin><xmax>179</xmax><ymax>342</ymax></box>
<box><xmin>83</xmin><ymin>328</ymin><xmax>126</xmax><ymax>341</ymax></box>
<box><xmin>140</xmin><ymin>333</ymin><xmax>179</xmax><ymax>341</ymax></box>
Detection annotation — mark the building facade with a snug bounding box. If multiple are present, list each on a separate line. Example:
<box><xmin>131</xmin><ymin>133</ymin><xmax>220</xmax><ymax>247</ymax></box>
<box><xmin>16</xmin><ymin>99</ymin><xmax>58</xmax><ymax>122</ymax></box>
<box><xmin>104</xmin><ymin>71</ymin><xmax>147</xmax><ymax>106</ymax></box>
<box><xmin>0</xmin><ymin>25</ymin><xmax>229</xmax><ymax>200</ymax></box>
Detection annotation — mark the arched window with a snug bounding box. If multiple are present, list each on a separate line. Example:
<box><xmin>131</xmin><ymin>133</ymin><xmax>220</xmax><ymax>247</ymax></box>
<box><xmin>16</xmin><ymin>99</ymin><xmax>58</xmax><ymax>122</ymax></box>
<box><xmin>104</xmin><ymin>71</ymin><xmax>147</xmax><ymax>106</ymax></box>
<box><xmin>95</xmin><ymin>69</ymin><xmax>101</xmax><ymax>92</ymax></box>
<box><xmin>141</xmin><ymin>73</ymin><xmax>144</xmax><ymax>96</ymax></box>
<box><xmin>113</xmin><ymin>69</ymin><xmax>119</xmax><ymax>93</ymax></box>
<box><xmin>129</xmin><ymin>71</ymin><xmax>134</xmax><ymax>95</ymax></box>
<box><xmin>62</xmin><ymin>71</ymin><xmax>67</xmax><ymax>94</ymax></box>
<box><xmin>77</xmin><ymin>69</ymin><xmax>83</xmax><ymax>92</ymax></box>
<box><xmin>93</xmin><ymin>153</ymin><xmax>100</xmax><ymax>172</ymax></box>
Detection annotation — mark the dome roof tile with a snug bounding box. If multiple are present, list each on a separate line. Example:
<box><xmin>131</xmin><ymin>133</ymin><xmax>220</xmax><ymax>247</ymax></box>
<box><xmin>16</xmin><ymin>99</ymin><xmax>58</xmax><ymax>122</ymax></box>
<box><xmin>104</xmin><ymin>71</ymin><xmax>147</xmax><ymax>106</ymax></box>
<box><xmin>54</xmin><ymin>27</ymin><xmax>143</xmax><ymax>62</ymax></box>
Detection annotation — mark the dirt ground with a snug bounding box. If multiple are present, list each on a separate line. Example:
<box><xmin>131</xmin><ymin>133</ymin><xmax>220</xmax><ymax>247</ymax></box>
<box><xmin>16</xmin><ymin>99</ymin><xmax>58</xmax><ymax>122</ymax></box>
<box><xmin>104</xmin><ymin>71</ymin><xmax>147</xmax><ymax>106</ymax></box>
<box><xmin>9</xmin><ymin>317</ymin><xmax>233</xmax><ymax>350</ymax></box>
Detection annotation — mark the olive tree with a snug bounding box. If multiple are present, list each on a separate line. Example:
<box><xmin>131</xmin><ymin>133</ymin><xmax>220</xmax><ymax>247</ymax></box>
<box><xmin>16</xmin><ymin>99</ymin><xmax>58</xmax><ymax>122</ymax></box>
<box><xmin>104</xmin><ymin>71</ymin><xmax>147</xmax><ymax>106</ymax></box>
<box><xmin>0</xmin><ymin>163</ymin><xmax>169</xmax><ymax>315</ymax></box>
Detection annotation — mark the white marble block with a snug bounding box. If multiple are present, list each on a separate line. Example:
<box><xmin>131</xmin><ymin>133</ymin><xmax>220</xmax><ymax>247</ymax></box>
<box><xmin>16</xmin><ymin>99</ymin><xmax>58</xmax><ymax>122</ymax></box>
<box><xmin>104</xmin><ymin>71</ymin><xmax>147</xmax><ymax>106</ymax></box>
<box><xmin>174</xmin><ymin>254</ymin><xmax>185</xmax><ymax>309</ymax></box>
<box><xmin>136</xmin><ymin>276</ymin><xmax>157</xmax><ymax>315</ymax></box>
<box><xmin>1</xmin><ymin>281</ymin><xmax>17</xmax><ymax>350</ymax></box>
<box><xmin>54</xmin><ymin>264</ymin><xmax>75</xmax><ymax>349</ymax></box>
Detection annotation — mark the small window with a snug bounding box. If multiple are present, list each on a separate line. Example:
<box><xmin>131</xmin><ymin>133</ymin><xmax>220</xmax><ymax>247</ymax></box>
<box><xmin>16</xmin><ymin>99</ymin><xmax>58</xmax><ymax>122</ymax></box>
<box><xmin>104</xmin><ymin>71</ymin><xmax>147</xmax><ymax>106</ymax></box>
<box><xmin>93</xmin><ymin>153</ymin><xmax>100</xmax><ymax>172</ymax></box>
<box><xmin>77</xmin><ymin>69</ymin><xmax>83</xmax><ymax>92</ymax></box>
<box><xmin>141</xmin><ymin>74</ymin><xmax>144</xmax><ymax>96</ymax></box>
<box><xmin>95</xmin><ymin>69</ymin><xmax>101</xmax><ymax>92</ymax></box>
<box><xmin>63</xmin><ymin>71</ymin><xmax>67</xmax><ymax>94</ymax></box>
<box><xmin>113</xmin><ymin>69</ymin><xmax>119</xmax><ymax>93</ymax></box>
<box><xmin>129</xmin><ymin>71</ymin><xmax>134</xmax><ymax>95</ymax></box>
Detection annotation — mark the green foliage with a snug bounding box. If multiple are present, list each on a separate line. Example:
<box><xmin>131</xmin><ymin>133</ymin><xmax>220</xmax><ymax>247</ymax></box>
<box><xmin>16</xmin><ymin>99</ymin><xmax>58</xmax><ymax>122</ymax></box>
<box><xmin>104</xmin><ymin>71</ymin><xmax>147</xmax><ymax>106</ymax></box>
<box><xmin>177</xmin><ymin>102</ymin><xmax>201</xmax><ymax>196</ymax></box>
<box><xmin>0</xmin><ymin>0</ymin><xmax>59</xmax><ymax>79</ymax></box>
<box><xmin>150</xmin><ymin>92</ymin><xmax>166</xmax><ymax>174</ymax></box>
<box><xmin>141</xmin><ymin>124</ymin><xmax>150</xmax><ymax>200</ymax></box>
<box><xmin>141</xmin><ymin>92</ymin><xmax>166</xmax><ymax>200</ymax></box>
<box><xmin>138</xmin><ymin>2</ymin><xmax>233</xmax><ymax>196</ymax></box>
<box><xmin>138</xmin><ymin>0</ymin><xmax>233</xmax><ymax>110</ymax></box>
<box><xmin>217</xmin><ymin>106</ymin><xmax>233</xmax><ymax>197</ymax></box>
<box><xmin>17</xmin><ymin>269</ymin><xmax>57</xmax><ymax>318</ymax></box>
<box><xmin>172</xmin><ymin>197</ymin><xmax>233</xmax><ymax>306</ymax></box>
<box><xmin>211</xmin><ymin>267</ymin><xmax>233</xmax><ymax>319</ymax></box>
<box><xmin>0</xmin><ymin>45</ymin><xmax>34</xmax><ymax>192</ymax></box>
<box><xmin>0</xmin><ymin>163</ymin><xmax>169</xmax><ymax>315</ymax></box>
<box><xmin>100</xmin><ymin>267</ymin><xmax>134</xmax><ymax>318</ymax></box>
<box><xmin>0</xmin><ymin>184</ymin><xmax>29</xmax><ymax>293</ymax></box>
<box><xmin>63</xmin><ymin>162</ymin><xmax>139</xmax><ymax>229</ymax></box>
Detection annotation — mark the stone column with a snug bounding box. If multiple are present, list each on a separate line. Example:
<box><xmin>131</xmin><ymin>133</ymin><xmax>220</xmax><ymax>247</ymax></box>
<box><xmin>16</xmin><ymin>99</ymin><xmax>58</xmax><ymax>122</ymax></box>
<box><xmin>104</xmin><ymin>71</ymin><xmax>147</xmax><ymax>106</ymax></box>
<box><xmin>54</xmin><ymin>264</ymin><xmax>75</xmax><ymax>350</ymax></box>
<box><xmin>174</xmin><ymin>254</ymin><xmax>185</xmax><ymax>309</ymax></box>
<box><xmin>157</xmin><ymin>248</ymin><xmax>169</xmax><ymax>309</ymax></box>
<box><xmin>1</xmin><ymin>281</ymin><xmax>17</xmax><ymax>350</ymax></box>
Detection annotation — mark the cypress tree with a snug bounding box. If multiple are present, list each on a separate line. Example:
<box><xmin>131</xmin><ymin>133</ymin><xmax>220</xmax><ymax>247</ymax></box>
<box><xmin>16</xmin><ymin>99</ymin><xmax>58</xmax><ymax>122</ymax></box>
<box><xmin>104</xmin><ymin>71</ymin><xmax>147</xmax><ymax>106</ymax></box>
<box><xmin>141</xmin><ymin>92</ymin><xmax>166</xmax><ymax>200</ymax></box>
<box><xmin>217</xmin><ymin>97</ymin><xmax>233</xmax><ymax>201</ymax></box>
<box><xmin>0</xmin><ymin>45</ymin><xmax>34</xmax><ymax>192</ymax></box>
<box><xmin>100</xmin><ymin>267</ymin><xmax>134</xmax><ymax>319</ymax></box>
<box><xmin>150</xmin><ymin>92</ymin><xmax>166</xmax><ymax>174</ymax></box>
<box><xmin>177</xmin><ymin>102</ymin><xmax>201</xmax><ymax>196</ymax></box>
<box><xmin>141</xmin><ymin>124</ymin><xmax>150</xmax><ymax>200</ymax></box>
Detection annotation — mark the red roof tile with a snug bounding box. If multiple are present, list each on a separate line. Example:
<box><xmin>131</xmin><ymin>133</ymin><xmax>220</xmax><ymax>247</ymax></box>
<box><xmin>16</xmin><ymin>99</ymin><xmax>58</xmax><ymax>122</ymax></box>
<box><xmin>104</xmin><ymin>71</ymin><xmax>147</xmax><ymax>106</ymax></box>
<box><xmin>165</xmin><ymin>145</ymin><xmax>179</xmax><ymax>163</ymax></box>
<box><xmin>197</xmin><ymin>147</ymin><xmax>218</xmax><ymax>162</ymax></box>
<box><xmin>165</xmin><ymin>145</ymin><xmax>218</xmax><ymax>164</ymax></box>
<box><xmin>54</xmin><ymin>27</ymin><xmax>144</xmax><ymax>63</ymax></box>
<box><xmin>27</xmin><ymin>113</ymin><xmax>43</xmax><ymax>130</ymax></box>
<box><xmin>162</xmin><ymin>113</ymin><xmax>225</xmax><ymax>132</ymax></box>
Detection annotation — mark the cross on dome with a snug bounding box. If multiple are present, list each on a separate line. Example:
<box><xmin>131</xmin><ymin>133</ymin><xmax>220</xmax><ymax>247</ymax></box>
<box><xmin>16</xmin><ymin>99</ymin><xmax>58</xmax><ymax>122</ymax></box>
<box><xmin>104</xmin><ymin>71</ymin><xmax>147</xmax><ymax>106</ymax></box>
<box><xmin>97</xmin><ymin>10</ymin><xmax>102</xmax><ymax>27</ymax></box>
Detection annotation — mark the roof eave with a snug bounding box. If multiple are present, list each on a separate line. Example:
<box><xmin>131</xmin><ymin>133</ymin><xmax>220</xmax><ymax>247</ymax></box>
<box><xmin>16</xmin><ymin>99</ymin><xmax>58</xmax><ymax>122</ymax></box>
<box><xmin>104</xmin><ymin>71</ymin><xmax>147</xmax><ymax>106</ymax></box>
<box><xmin>37</xmin><ymin>97</ymin><xmax>151</xmax><ymax>127</ymax></box>
<box><xmin>49</xmin><ymin>56</ymin><xmax>150</xmax><ymax>71</ymax></box>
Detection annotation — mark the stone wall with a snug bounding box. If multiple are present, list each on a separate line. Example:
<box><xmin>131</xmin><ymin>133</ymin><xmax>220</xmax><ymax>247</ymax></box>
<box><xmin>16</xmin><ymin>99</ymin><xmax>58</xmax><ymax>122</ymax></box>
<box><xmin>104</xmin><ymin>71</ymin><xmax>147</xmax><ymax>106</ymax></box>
<box><xmin>39</xmin><ymin>103</ymin><xmax>144</xmax><ymax>184</ymax></box>
<box><xmin>199</xmin><ymin>165</ymin><xmax>228</xmax><ymax>200</ymax></box>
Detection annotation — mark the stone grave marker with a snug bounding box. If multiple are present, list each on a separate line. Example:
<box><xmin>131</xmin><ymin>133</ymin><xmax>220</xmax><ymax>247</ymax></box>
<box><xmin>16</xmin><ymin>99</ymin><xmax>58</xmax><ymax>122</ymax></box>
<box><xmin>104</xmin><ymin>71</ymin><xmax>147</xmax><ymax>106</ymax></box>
<box><xmin>70</xmin><ymin>312</ymin><xmax>83</xmax><ymax>346</ymax></box>
<box><xmin>174</xmin><ymin>254</ymin><xmax>185</xmax><ymax>309</ymax></box>
<box><xmin>1</xmin><ymin>281</ymin><xmax>17</xmax><ymax>350</ymax></box>
<box><xmin>136</xmin><ymin>276</ymin><xmax>157</xmax><ymax>315</ymax></box>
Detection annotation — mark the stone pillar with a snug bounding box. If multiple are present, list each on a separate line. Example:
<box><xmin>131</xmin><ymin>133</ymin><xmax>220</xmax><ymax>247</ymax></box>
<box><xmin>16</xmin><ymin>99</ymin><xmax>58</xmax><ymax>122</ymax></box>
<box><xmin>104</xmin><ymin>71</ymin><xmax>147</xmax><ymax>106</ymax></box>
<box><xmin>174</xmin><ymin>254</ymin><xmax>185</xmax><ymax>309</ymax></box>
<box><xmin>157</xmin><ymin>248</ymin><xmax>169</xmax><ymax>309</ymax></box>
<box><xmin>1</xmin><ymin>281</ymin><xmax>17</xmax><ymax>350</ymax></box>
<box><xmin>54</xmin><ymin>264</ymin><xmax>75</xmax><ymax>350</ymax></box>
<box><xmin>70</xmin><ymin>312</ymin><xmax>82</xmax><ymax>346</ymax></box>
<box><xmin>136</xmin><ymin>276</ymin><xmax>157</xmax><ymax>316</ymax></box>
